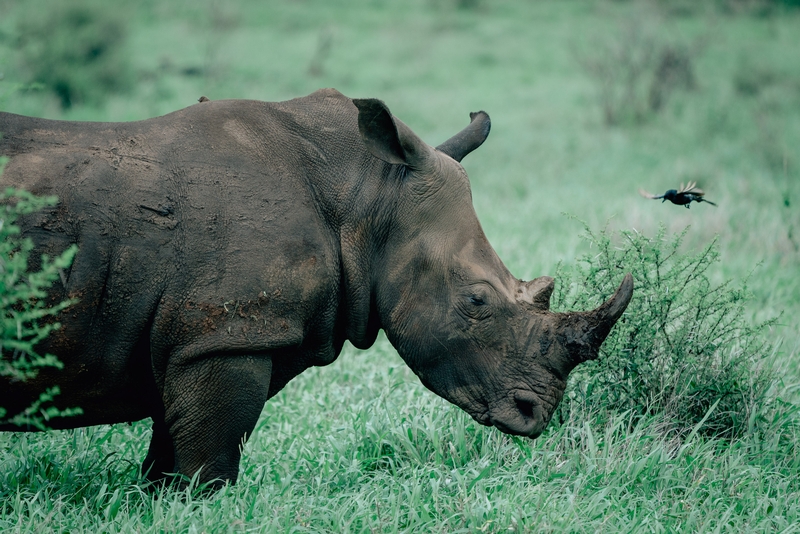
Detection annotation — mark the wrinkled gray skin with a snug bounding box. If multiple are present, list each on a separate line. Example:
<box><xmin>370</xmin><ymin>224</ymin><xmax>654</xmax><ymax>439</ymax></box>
<box><xmin>0</xmin><ymin>89</ymin><xmax>632</xmax><ymax>487</ymax></box>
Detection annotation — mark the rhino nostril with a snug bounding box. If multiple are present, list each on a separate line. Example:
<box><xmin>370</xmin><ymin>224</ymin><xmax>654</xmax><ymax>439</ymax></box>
<box><xmin>514</xmin><ymin>395</ymin><xmax>535</xmax><ymax>419</ymax></box>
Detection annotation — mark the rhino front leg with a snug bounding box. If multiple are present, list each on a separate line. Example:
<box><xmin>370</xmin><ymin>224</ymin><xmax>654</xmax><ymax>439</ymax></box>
<box><xmin>162</xmin><ymin>353</ymin><xmax>272</xmax><ymax>488</ymax></box>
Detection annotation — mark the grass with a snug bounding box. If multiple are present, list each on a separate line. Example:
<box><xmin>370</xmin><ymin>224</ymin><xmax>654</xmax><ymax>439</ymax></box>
<box><xmin>3</xmin><ymin>344</ymin><xmax>800</xmax><ymax>532</ymax></box>
<box><xmin>1</xmin><ymin>0</ymin><xmax>800</xmax><ymax>531</ymax></box>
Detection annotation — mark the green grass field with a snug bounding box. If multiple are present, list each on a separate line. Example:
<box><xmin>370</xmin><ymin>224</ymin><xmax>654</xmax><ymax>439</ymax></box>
<box><xmin>2</xmin><ymin>0</ymin><xmax>800</xmax><ymax>531</ymax></box>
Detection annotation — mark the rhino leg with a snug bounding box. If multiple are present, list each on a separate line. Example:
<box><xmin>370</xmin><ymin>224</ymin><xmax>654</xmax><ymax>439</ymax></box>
<box><xmin>162</xmin><ymin>354</ymin><xmax>273</xmax><ymax>488</ymax></box>
<box><xmin>141</xmin><ymin>413</ymin><xmax>175</xmax><ymax>483</ymax></box>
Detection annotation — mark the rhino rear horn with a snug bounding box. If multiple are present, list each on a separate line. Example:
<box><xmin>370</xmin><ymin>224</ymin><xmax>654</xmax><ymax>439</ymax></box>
<box><xmin>353</xmin><ymin>98</ymin><xmax>430</xmax><ymax>169</ymax></box>
<box><xmin>562</xmin><ymin>273</ymin><xmax>634</xmax><ymax>364</ymax></box>
<box><xmin>436</xmin><ymin>111</ymin><xmax>491</xmax><ymax>162</ymax></box>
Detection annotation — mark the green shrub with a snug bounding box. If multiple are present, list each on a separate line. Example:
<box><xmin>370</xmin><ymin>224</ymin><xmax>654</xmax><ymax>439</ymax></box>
<box><xmin>553</xmin><ymin>223</ymin><xmax>781</xmax><ymax>439</ymax></box>
<box><xmin>576</xmin><ymin>7</ymin><xmax>701</xmax><ymax>126</ymax></box>
<box><xmin>720</xmin><ymin>0</ymin><xmax>800</xmax><ymax>15</ymax></box>
<box><xmin>0</xmin><ymin>159</ymin><xmax>79</xmax><ymax>429</ymax></box>
<box><xmin>14</xmin><ymin>0</ymin><xmax>132</xmax><ymax>109</ymax></box>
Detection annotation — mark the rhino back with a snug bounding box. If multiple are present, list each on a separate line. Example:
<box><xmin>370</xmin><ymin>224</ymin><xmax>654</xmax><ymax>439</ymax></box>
<box><xmin>0</xmin><ymin>90</ymin><xmax>361</xmax><ymax>426</ymax></box>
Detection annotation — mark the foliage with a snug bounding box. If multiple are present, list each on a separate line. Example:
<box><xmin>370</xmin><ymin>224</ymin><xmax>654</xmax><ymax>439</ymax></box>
<box><xmin>0</xmin><ymin>162</ymin><xmax>79</xmax><ymax>429</ymax></box>
<box><xmin>576</xmin><ymin>5</ymin><xmax>700</xmax><ymax>126</ymax></box>
<box><xmin>553</xmin><ymin>223</ymin><xmax>783</xmax><ymax>439</ymax></box>
<box><xmin>720</xmin><ymin>0</ymin><xmax>800</xmax><ymax>14</ymax></box>
<box><xmin>13</xmin><ymin>0</ymin><xmax>132</xmax><ymax>109</ymax></box>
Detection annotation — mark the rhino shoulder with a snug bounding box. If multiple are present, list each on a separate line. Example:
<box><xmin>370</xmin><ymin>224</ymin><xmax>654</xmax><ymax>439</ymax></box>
<box><xmin>308</xmin><ymin>87</ymin><xmax>348</xmax><ymax>101</ymax></box>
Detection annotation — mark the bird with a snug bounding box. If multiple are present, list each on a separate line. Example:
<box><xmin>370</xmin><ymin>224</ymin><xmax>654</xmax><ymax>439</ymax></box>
<box><xmin>639</xmin><ymin>181</ymin><xmax>717</xmax><ymax>208</ymax></box>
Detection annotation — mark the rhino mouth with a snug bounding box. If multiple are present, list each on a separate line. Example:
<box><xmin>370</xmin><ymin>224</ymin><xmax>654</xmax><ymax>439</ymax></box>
<box><xmin>484</xmin><ymin>389</ymin><xmax>549</xmax><ymax>438</ymax></box>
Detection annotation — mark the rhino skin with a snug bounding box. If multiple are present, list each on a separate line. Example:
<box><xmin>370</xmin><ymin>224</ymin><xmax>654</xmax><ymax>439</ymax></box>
<box><xmin>0</xmin><ymin>89</ymin><xmax>632</xmax><ymax>487</ymax></box>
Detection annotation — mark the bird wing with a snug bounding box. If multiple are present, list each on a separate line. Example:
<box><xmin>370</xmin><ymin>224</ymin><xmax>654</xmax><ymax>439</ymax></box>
<box><xmin>679</xmin><ymin>181</ymin><xmax>705</xmax><ymax>195</ymax></box>
<box><xmin>638</xmin><ymin>188</ymin><xmax>662</xmax><ymax>199</ymax></box>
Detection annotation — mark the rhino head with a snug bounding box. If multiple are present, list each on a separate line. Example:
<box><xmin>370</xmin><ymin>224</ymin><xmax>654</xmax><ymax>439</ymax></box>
<box><xmin>352</xmin><ymin>99</ymin><xmax>633</xmax><ymax>438</ymax></box>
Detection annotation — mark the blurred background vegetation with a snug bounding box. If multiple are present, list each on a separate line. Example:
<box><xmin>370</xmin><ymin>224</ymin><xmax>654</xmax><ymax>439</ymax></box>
<box><xmin>7</xmin><ymin>0</ymin><xmax>794</xmax><ymax>365</ymax></box>
<box><xmin>1</xmin><ymin>0</ymin><xmax>800</xmax><ymax>530</ymax></box>
<box><xmin>1</xmin><ymin>0</ymin><xmax>796</xmax><ymax>302</ymax></box>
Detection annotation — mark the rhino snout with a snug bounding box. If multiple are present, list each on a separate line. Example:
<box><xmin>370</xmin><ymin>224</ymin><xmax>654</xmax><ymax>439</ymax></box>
<box><xmin>488</xmin><ymin>389</ymin><xmax>550</xmax><ymax>438</ymax></box>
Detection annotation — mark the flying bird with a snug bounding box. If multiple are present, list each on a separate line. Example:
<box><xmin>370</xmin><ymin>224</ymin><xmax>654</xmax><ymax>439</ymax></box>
<box><xmin>639</xmin><ymin>181</ymin><xmax>717</xmax><ymax>208</ymax></box>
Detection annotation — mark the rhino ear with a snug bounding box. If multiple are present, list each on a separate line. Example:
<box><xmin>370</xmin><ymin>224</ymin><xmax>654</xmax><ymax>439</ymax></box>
<box><xmin>517</xmin><ymin>276</ymin><xmax>554</xmax><ymax>311</ymax></box>
<box><xmin>436</xmin><ymin>111</ymin><xmax>491</xmax><ymax>163</ymax></box>
<box><xmin>353</xmin><ymin>98</ymin><xmax>431</xmax><ymax>169</ymax></box>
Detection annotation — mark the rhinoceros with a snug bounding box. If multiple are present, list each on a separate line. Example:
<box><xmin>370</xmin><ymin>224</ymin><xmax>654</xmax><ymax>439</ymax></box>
<box><xmin>0</xmin><ymin>89</ymin><xmax>632</xmax><ymax>487</ymax></box>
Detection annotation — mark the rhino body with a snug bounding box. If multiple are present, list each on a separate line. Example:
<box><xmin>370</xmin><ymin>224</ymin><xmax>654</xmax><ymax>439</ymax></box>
<box><xmin>0</xmin><ymin>89</ymin><xmax>632</xmax><ymax>486</ymax></box>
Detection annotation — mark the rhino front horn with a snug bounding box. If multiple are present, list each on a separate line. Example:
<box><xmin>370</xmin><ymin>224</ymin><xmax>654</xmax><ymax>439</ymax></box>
<box><xmin>562</xmin><ymin>273</ymin><xmax>634</xmax><ymax>364</ymax></box>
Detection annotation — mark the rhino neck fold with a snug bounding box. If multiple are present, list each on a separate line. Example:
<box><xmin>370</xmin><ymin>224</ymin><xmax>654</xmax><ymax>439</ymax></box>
<box><xmin>338</xmin><ymin>227</ymin><xmax>379</xmax><ymax>350</ymax></box>
<box><xmin>332</xmin><ymin>161</ymin><xmax>400</xmax><ymax>350</ymax></box>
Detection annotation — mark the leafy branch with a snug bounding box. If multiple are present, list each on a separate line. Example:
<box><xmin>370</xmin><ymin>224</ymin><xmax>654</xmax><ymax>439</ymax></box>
<box><xmin>1</xmin><ymin>167</ymin><xmax>81</xmax><ymax>428</ymax></box>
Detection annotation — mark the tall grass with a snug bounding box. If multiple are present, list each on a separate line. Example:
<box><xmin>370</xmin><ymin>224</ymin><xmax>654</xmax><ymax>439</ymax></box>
<box><xmin>2</xmin><ymin>344</ymin><xmax>800</xmax><ymax>532</ymax></box>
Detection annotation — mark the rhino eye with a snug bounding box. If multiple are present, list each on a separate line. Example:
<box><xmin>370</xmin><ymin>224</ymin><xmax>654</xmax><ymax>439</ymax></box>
<box><xmin>469</xmin><ymin>295</ymin><xmax>485</xmax><ymax>306</ymax></box>
<box><xmin>459</xmin><ymin>289</ymin><xmax>492</xmax><ymax>320</ymax></box>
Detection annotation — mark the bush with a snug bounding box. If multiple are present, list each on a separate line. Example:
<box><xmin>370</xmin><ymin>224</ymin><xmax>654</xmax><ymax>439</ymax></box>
<box><xmin>14</xmin><ymin>0</ymin><xmax>132</xmax><ymax>109</ymax></box>
<box><xmin>576</xmin><ymin>8</ymin><xmax>701</xmax><ymax>126</ymax></box>
<box><xmin>721</xmin><ymin>0</ymin><xmax>800</xmax><ymax>15</ymax></box>
<box><xmin>552</xmin><ymin>223</ymin><xmax>781</xmax><ymax>439</ymax></box>
<box><xmin>0</xmin><ymin>159</ymin><xmax>79</xmax><ymax>429</ymax></box>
